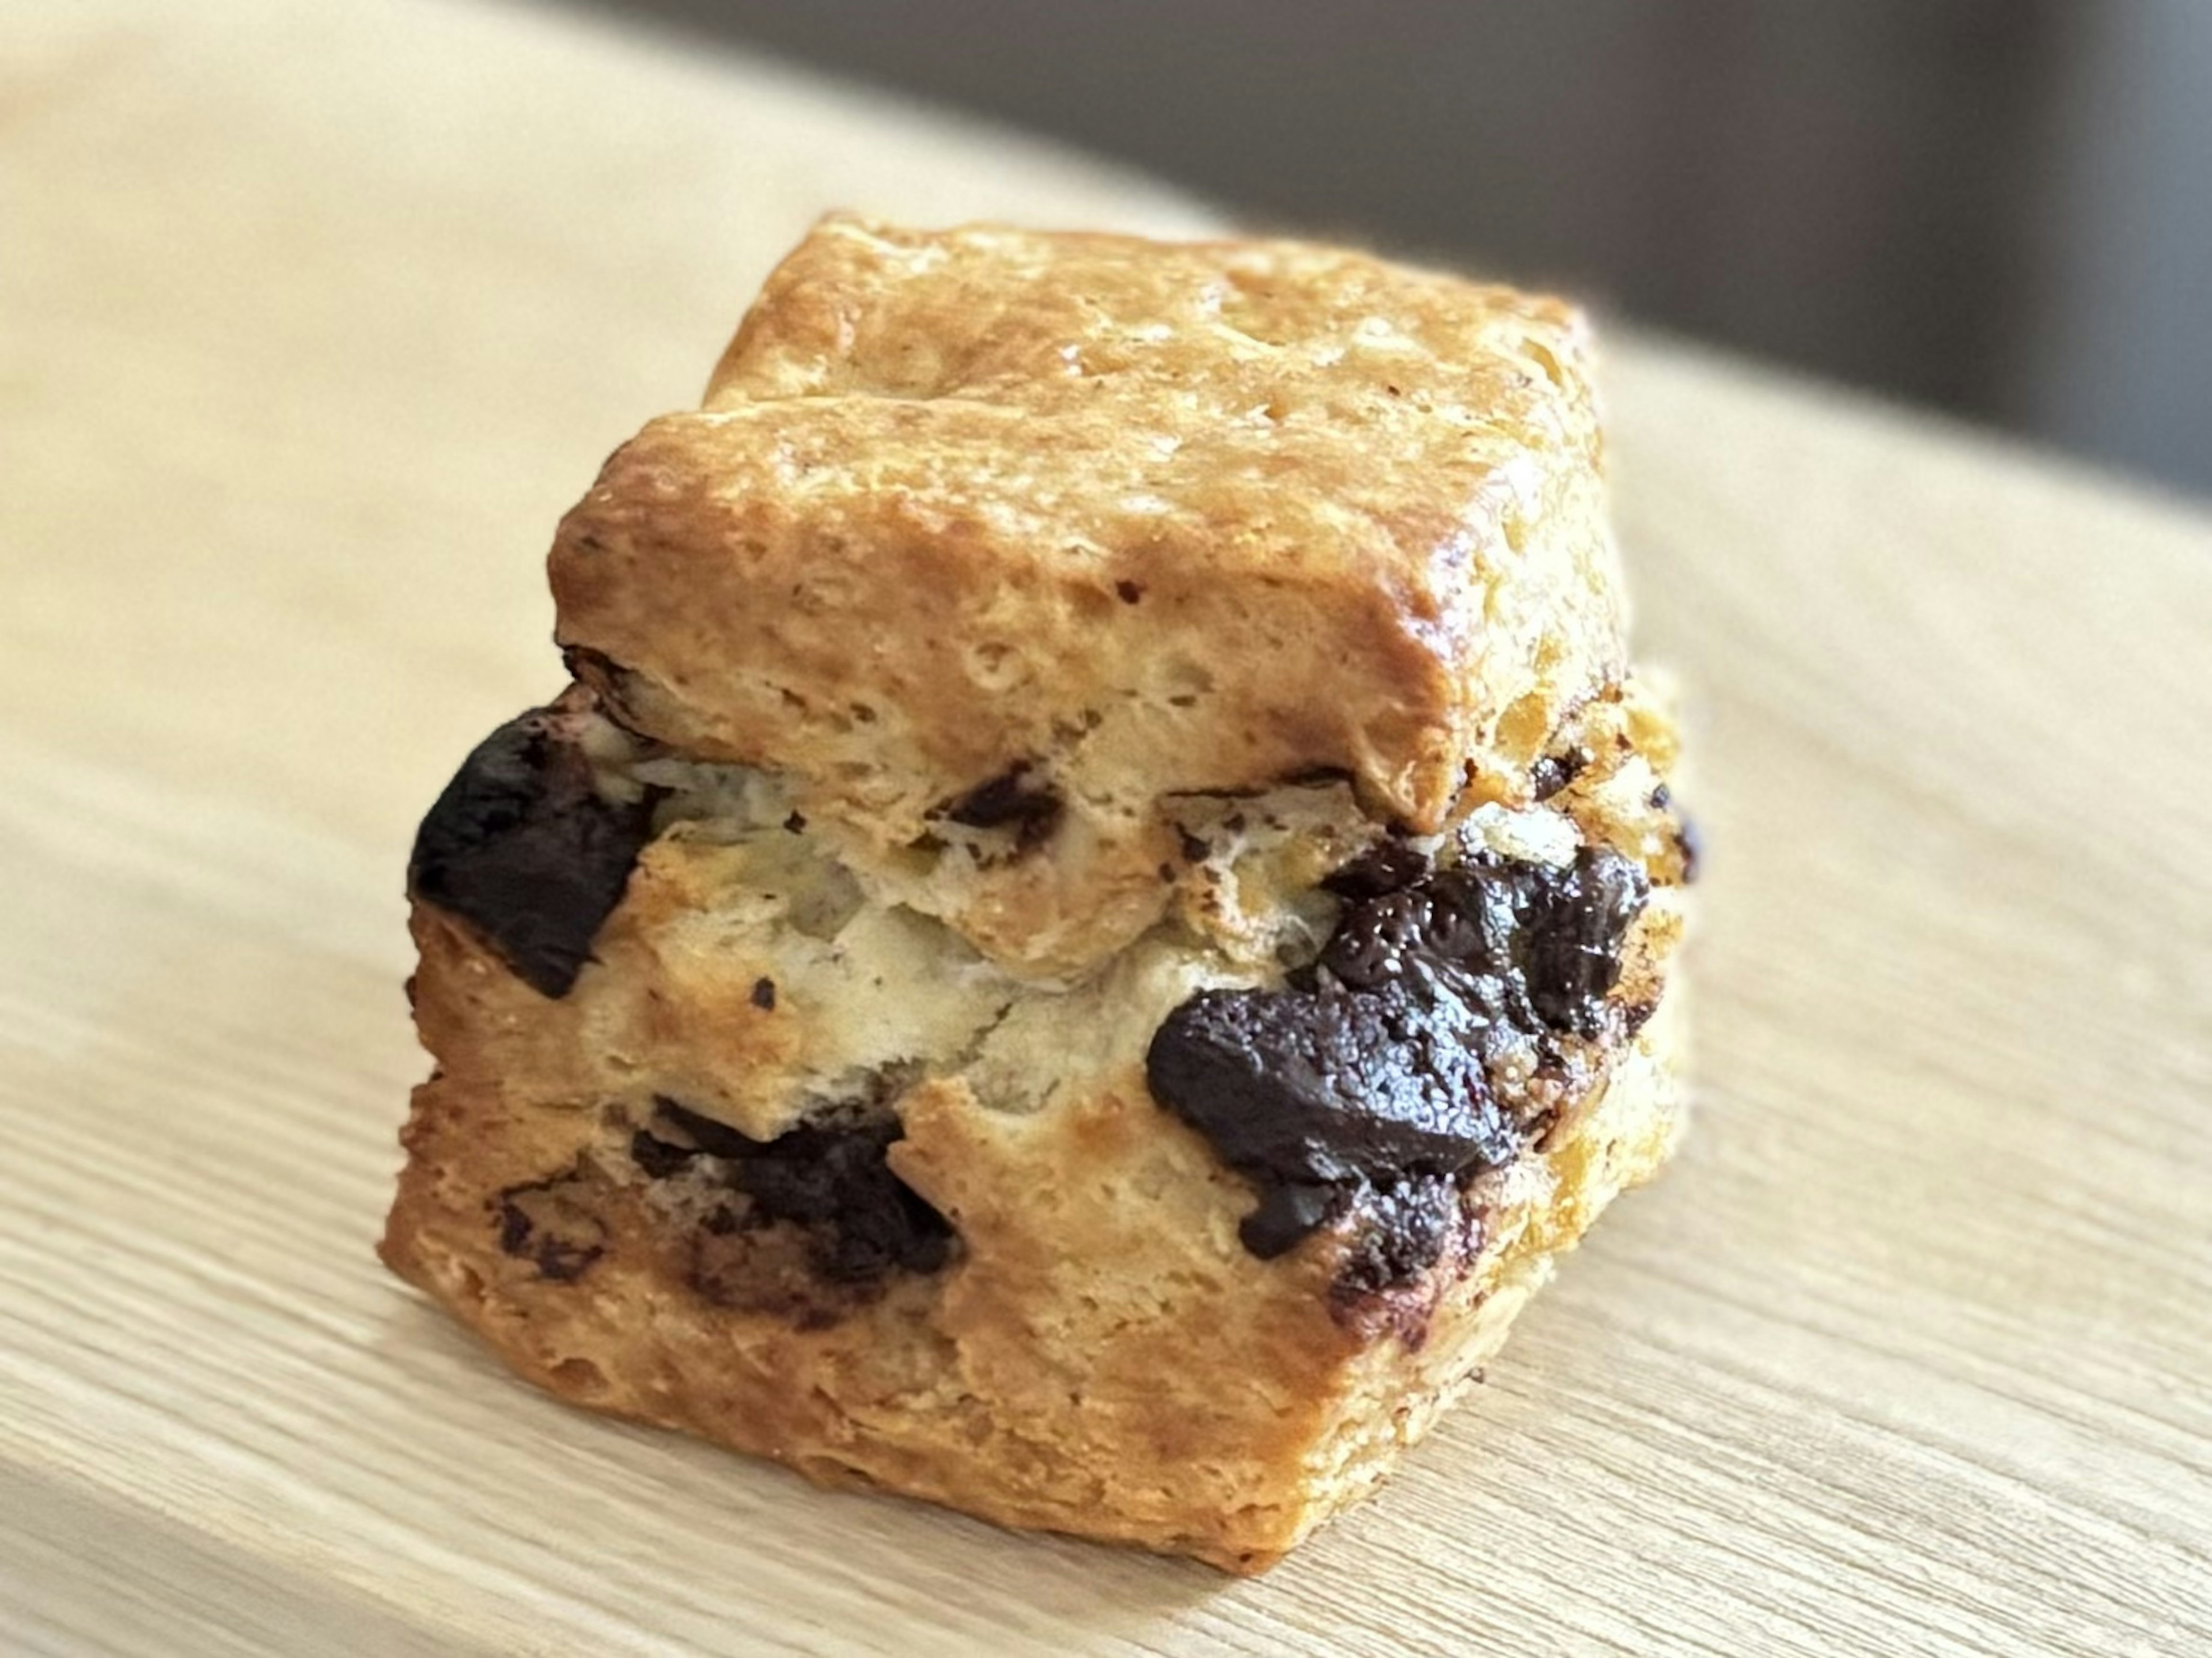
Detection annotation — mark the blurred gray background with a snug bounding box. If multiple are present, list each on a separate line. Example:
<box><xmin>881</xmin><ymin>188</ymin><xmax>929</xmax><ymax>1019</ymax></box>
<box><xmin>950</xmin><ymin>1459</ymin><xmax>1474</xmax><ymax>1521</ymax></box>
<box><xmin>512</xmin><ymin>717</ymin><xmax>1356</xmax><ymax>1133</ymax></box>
<box><xmin>574</xmin><ymin>0</ymin><xmax>2212</xmax><ymax>498</ymax></box>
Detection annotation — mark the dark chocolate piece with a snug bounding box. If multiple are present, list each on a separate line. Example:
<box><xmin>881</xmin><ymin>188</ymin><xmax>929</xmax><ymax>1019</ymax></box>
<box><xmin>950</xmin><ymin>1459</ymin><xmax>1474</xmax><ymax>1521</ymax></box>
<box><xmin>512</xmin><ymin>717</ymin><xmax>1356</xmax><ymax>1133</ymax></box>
<box><xmin>751</xmin><ymin>977</ymin><xmax>778</xmax><ymax>1011</ymax></box>
<box><xmin>1238</xmin><ymin>1182</ymin><xmax>1342</xmax><ymax>1259</ymax></box>
<box><xmin>1516</xmin><ymin>848</ymin><xmax>1649</xmax><ymax>1035</ymax></box>
<box><xmin>1331</xmin><ymin>1177</ymin><xmax>1462</xmax><ymax>1299</ymax></box>
<box><xmin>1320</xmin><ymin>839</ymin><xmax>1431</xmax><ymax>901</ymax></box>
<box><xmin>639</xmin><ymin>1099</ymin><xmax>954</xmax><ymax>1285</ymax></box>
<box><xmin>1146</xmin><ymin>846</ymin><xmax>1649</xmax><ymax>1274</ymax></box>
<box><xmin>736</xmin><ymin>1119</ymin><xmax>953</xmax><ymax>1283</ymax></box>
<box><xmin>1149</xmin><ymin>982</ymin><xmax>1518</xmax><ymax>1193</ymax></box>
<box><xmin>940</xmin><ymin>762</ymin><xmax>1064</xmax><ymax>852</ymax></box>
<box><xmin>410</xmin><ymin>704</ymin><xmax>657</xmax><ymax>997</ymax></box>
<box><xmin>1325</xmin><ymin>1182</ymin><xmax>1486</xmax><ymax>1346</ymax></box>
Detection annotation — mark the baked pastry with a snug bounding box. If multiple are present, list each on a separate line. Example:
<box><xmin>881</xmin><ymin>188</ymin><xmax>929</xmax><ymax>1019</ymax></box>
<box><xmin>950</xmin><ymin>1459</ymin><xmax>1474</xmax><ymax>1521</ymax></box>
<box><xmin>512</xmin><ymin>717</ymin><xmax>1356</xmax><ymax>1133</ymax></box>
<box><xmin>381</xmin><ymin>217</ymin><xmax>1695</xmax><ymax>1572</ymax></box>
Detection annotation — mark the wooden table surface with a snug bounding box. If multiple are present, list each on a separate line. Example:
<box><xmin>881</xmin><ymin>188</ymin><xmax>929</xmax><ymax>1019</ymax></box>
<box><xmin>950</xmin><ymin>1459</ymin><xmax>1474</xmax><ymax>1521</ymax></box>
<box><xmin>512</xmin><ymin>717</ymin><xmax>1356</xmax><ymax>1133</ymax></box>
<box><xmin>5</xmin><ymin>2</ymin><xmax>2210</xmax><ymax>1653</ymax></box>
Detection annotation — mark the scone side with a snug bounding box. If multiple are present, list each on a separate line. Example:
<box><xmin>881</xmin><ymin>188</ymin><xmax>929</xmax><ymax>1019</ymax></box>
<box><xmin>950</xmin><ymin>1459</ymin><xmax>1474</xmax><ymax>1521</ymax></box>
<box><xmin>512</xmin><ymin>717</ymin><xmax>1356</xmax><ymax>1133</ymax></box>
<box><xmin>378</xmin><ymin>944</ymin><xmax>1685</xmax><ymax>1575</ymax></box>
<box><xmin>380</xmin><ymin>974</ymin><xmax>1369</xmax><ymax>1572</ymax></box>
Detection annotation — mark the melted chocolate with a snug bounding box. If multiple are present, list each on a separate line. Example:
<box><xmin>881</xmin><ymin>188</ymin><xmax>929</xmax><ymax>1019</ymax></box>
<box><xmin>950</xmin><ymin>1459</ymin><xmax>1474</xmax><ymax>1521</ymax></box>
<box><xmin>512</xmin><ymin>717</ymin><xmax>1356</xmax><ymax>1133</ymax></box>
<box><xmin>1237</xmin><ymin>1182</ymin><xmax>1343</xmax><ymax>1258</ymax></box>
<box><xmin>1331</xmin><ymin>1176</ymin><xmax>1463</xmax><ymax>1299</ymax></box>
<box><xmin>1516</xmin><ymin>849</ymin><xmax>1649</xmax><ymax>1033</ymax></box>
<box><xmin>1319</xmin><ymin>839</ymin><xmax>1432</xmax><ymax>901</ymax></box>
<box><xmin>1146</xmin><ymin>843</ymin><xmax>1648</xmax><ymax>1272</ymax></box>
<box><xmin>410</xmin><ymin>705</ymin><xmax>657</xmax><ymax>997</ymax></box>
<box><xmin>1149</xmin><ymin>982</ymin><xmax>1518</xmax><ymax>1201</ymax></box>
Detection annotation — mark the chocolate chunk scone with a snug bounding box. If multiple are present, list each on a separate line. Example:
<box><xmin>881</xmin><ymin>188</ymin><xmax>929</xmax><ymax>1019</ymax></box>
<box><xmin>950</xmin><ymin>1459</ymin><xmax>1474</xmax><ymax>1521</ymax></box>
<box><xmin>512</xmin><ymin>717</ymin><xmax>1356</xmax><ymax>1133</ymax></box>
<box><xmin>381</xmin><ymin>218</ymin><xmax>1694</xmax><ymax>1572</ymax></box>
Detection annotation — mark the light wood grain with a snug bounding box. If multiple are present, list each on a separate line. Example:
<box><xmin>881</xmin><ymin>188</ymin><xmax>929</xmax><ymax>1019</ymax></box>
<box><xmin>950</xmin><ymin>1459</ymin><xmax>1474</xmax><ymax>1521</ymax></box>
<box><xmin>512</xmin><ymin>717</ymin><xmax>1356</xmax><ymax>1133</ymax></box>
<box><xmin>3</xmin><ymin>1</ymin><xmax>2209</xmax><ymax>1653</ymax></box>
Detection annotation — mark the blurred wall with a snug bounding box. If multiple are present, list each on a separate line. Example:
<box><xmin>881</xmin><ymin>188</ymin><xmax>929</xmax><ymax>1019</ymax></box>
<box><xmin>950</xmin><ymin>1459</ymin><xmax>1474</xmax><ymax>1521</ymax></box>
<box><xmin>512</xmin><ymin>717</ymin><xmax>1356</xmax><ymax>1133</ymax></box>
<box><xmin>581</xmin><ymin>0</ymin><xmax>2210</xmax><ymax>497</ymax></box>
<box><xmin>2022</xmin><ymin>1</ymin><xmax>2212</xmax><ymax>492</ymax></box>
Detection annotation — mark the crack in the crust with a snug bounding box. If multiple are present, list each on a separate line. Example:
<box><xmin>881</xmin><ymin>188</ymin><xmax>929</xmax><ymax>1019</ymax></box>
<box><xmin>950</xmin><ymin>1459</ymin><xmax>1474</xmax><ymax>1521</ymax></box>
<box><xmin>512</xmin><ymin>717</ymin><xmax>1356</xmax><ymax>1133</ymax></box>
<box><xmin>944</xmin><ymin>996</ymin><xmax>1020</xmax><ymax>1075</ymax></box>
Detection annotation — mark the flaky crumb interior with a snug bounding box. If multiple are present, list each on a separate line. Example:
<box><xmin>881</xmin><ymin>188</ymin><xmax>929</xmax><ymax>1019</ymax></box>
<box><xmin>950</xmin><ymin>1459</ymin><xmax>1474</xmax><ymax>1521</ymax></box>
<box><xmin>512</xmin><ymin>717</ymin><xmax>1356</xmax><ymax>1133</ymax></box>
<box><xmin>573</xmin><ymin>684</ymin><xmax>1684</xmax><ymax>1155</ymax></box>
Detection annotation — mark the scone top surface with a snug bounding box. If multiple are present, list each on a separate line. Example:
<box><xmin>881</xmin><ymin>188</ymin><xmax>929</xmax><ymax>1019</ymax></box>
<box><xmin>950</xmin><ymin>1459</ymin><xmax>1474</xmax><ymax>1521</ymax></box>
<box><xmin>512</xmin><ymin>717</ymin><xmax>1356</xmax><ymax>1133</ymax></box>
<box><xmin>552</xmin><ymin>217</ymin><xmax>1625</xmax><ymax>976</ymax></box>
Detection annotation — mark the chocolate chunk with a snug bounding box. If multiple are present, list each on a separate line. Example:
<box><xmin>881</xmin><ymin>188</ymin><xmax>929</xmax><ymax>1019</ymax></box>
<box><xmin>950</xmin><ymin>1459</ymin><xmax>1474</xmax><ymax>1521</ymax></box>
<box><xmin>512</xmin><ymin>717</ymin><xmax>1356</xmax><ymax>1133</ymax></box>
<box><xmin>1331</xmin><ymin>1177</ymin><xmax>1461</xmax><ymax>1299</ymax></box>
<box><xmin>1327</xmin><ymin>1183</ymin><xmax>1487</xmax><ymax>1345</ymax></box>
<box><xmin>1115</xmin><ymin>579</ymin><xmax>1144</xmax><ymax>604</ymax></box>
<box><xmin>410</xmin><ymin>704</ymin><xmax>657</xmax><ymax>997</ymax></box>
<box><xmin>940</xmin><ymin>762</ymin><xmax>1063</xmax><ymax>852</ymax></box>
<box><xmin>1145</xmin><ymin>845</ymin><xmax>1649</xmax><ymax>1277</ymax></box>
<box><xmin>494</xmin><ymin>1169</ymin><xmax>607</xmax><ymax>1282</ymax></box>
<box><xmin>1320</xmin><ymin>839</ymin><xmax>1431</xmax><ymax>900</ymax></box>
<box><xmin>1317</xmin><ymin>876</ymin><xmax>1518</xmax><ymax>996</ymax></box>
<box><xmin>736</xmin><ymin>1120</ymin><xmax>953</xmax><ymax>1283</ymax></box>
<box><xmin>1517</xmin><ymin>848</ymin><xmax>1649</xmax><ymax>1034</ymax></box>
<box><xmin>1149</xmin><ymin>982</ymin><xmax>1518</xmax><ymax>1194</ymax></box>
<box><xmin>751</xmin><ymin>977</ymin><xmax>777</xmax><ymax>1011</ymax></box>
<box><xmin>641</xmin><ymin>1098</ymin><xmax>953</xmax><ymax>1285</ymax></box>
<box><xmin>1176</xmin><ymin>826</ymin><xmax>1210</xmax><ymax>863</ymax></box>
<box><xmin>1238</xmin><ymin>1183</ymin><xmax>1342</xmax><ymax>1259</ymax></box>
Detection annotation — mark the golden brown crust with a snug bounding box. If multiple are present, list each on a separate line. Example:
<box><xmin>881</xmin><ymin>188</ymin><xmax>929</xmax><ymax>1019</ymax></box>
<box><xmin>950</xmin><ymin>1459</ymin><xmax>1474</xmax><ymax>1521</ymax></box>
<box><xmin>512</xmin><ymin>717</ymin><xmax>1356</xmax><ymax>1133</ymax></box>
<box><xmin>551</xmin><ymin>217</ymin><xmax>1626</xmax><ymax>978</ymax></box>
<box><xmin>389</xmin><ymin>219</ymin><xmax>1690</xmax><ymax>1572</ymax></box>
<box><xmin>381</xmin><ymin>950</ymin><xmax>1682</xmax><ymax>1574</ymax></box>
